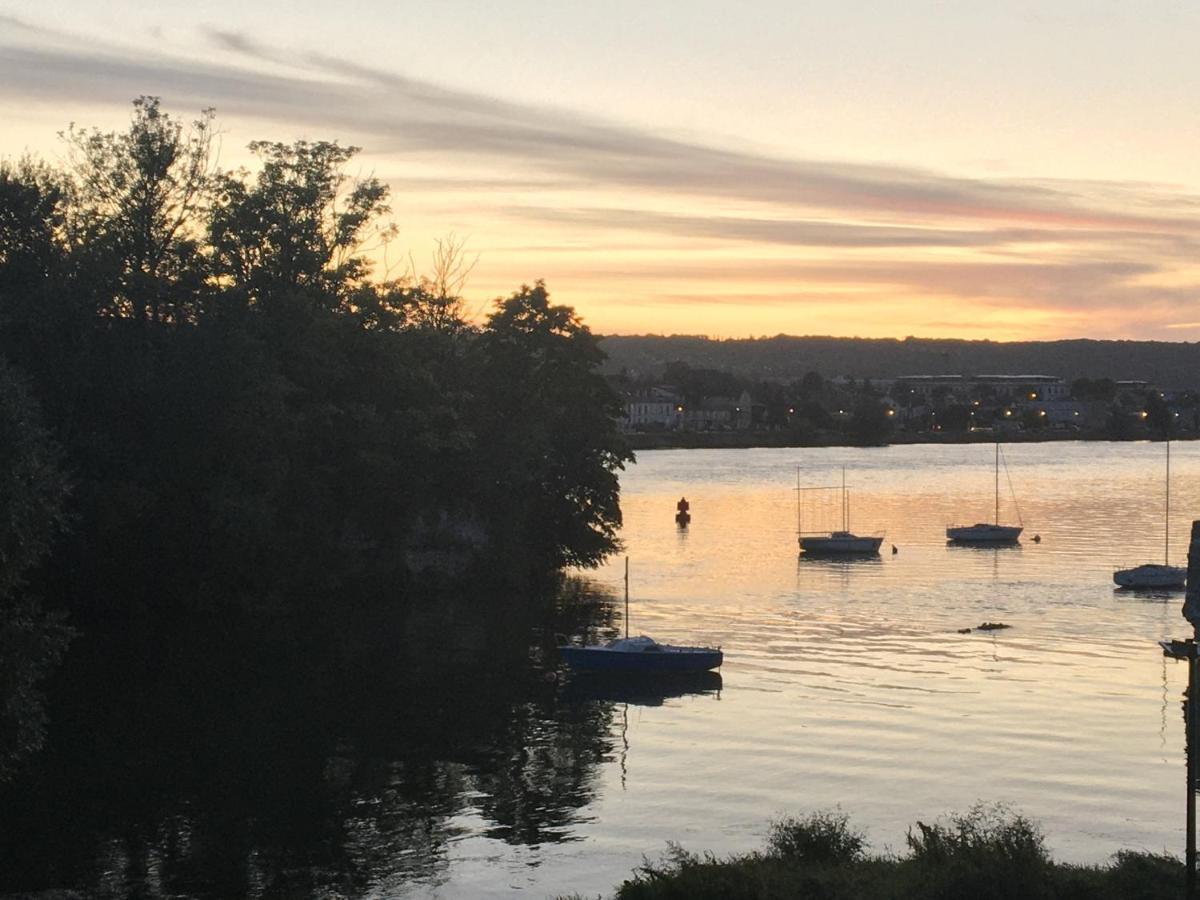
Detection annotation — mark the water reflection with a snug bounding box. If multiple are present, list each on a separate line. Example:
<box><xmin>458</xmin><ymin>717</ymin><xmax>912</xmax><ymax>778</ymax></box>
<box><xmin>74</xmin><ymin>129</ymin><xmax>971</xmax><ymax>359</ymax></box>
<box><xmin>0</xmin><ymin>576</ymin><xmax>642</xmax><ymax>898</ymax></box>
<box><xmin>564</xmin><ymin>671</ymin><xmax>723</xmax><ymax>707</ymax></box>
<box><xmin>797</xmin><ymin>553</ymin><xmax>885</xmax><ymax>568</ymax></box>
<box><xmin>1115</xmin><ymin>586</ymin><xmax>1184</xmax><ymax>601</ymax></box>
<box><xmin>6</xmin><ymin>443</ymin><xmax>1200</xmax><ymax>897</ymax></box>
<box><xmin>945</xmin><ymin>540</ymin><xmax>1024</xmax><ymax>551</ymax></box>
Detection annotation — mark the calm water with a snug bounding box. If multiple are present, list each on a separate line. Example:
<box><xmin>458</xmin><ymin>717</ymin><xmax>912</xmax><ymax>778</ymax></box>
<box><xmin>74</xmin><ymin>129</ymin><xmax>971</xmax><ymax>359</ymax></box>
<box><xmin>3</xmin><ymin>441</ymin><xmax>1198</xmax><ymax>898</ymax></box>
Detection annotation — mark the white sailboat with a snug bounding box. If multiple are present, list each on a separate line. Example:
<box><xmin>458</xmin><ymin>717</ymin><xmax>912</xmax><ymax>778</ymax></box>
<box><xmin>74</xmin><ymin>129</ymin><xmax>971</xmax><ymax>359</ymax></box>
<box><xmin>797</xmin><ymin>468</ymin><xmax>884</xmax><ymax>555</ymax></box>
<box><xmin>946</xmin><ymin>443</ymin><xmax>1023</xmax><ymax>544</ymax></box>
<box><xmin>1114</xmin><ymin>441</ymin><xmax>1186</xmax><ymax>589</ymax></box>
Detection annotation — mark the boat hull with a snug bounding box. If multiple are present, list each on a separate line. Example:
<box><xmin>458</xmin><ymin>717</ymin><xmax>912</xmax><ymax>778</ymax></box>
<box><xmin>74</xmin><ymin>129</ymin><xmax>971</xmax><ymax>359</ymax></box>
<box><xmin>1113</xmin><ymin>563</ymin><xmax>1186</xmax><ymax>589</ymax></box>
<box><xmin>799</xmin><ymin>533</ymin><xmax>883</xmax><ymax>554</ymax></box>
<box><xmin>559</xmin><ymin>644</ymin><xmax>723</xmax><ymax>673</ymax></box>
<box><xmin>946</xmin><ymin>524</ymin><xmax>1023</xmax><ymax>544</ymax></box>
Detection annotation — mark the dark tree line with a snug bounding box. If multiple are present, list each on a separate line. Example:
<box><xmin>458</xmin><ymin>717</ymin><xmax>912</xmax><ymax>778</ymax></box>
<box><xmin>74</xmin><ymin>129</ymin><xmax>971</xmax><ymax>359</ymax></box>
<box><xmin>0</xmin><ymin>99</ymin><xmax>632</xmax><ymax>773</ymax></box>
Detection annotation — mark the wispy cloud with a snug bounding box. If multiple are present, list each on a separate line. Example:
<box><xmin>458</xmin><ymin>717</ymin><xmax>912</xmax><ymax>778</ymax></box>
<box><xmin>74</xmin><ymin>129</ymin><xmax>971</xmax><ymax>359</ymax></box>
<box><xmin>2</xmin><ymin>16</ymin><xmax>1199</xmax><ymax>336</ymax></box>
<box><xmin>502</xmin><ymin>205</ymin><xmax>1200</xmax><ymax>251</ymax></box>
<box><xmin>3</xmin><ymin>19</ymin><xmax>1198</xmax><ymax>233</ymax></box>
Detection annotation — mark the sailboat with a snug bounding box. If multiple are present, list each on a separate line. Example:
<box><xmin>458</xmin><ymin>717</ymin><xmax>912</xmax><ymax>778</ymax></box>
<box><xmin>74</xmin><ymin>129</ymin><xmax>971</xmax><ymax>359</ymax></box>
<box><xmin>1114</xmin><ymin>441</ymin><xmax>1186</xmax><ymax>589</ymax></box>
<box><xmin>797</xmin><ymin>468</ymin><xmax>885</xmax><ymax>555</ymax></box>
<box><xmin>557</xmin><ymin>559</ymin><xmax>724</xmax><ymax>672</ymax></box>
<box><xmin>946</xmin><ymin>443</ymin><xmax>1023</xmax><ymax>543</ymax></box>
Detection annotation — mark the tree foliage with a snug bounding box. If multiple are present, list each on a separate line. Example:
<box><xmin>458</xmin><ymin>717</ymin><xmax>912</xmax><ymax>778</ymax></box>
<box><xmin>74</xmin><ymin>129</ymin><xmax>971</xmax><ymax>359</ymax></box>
<box><xmin>61</xmin><ymin>96</ymin><xmax>215</xmax><ymax>325</ymax></box>
<box><xmin>208</xmin><ymin>139</ymin><xmax>391</xmax><ymax>313</ymax></box>
<box><xmin>0</xmin><ymin>99</ymin><xmax>630</xmax><ymax>637</ymax></box>
<box><xmin>0</xmin><ymin>359</ymin><xmax>73</xmax><ymax>782</ymax></box>
<box><xmin>475</xmin><ymin>282</ymin><xmax>633</xmax><ymax>568</ymax></box>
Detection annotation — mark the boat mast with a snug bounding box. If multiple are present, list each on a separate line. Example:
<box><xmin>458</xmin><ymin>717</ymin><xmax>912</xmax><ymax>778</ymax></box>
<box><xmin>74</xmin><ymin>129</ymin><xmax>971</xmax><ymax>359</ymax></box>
<box><xmin>1166</xmin><ymin>441</ymin><xmax>1171</xmax><ymax>565</ymax></box>
<box><xmin>624</xmin><ymin>556</ymin><xmax>630</xmax><ymax>639</ymax></box>
<box><xmin>842</xmin><ymin>466</ymin><xmax>848</xmax><ymax>531</ymax></box>
<box><xmin>994</xmin><ymin>442</ymin><xmax>1000</xmax><ymax>525</ymax></box>
<box><xmin>796</xmin><ymin>465</ymin><xmax>801</xmax><ymax>539</ymax></box>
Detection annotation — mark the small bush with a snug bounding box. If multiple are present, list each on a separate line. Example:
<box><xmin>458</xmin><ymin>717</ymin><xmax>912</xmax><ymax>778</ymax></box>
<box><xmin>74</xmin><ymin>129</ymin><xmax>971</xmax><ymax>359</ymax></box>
<box><xmin>905</xmin><ymin>803</ymin><xmax>1052</xmax><ymax>899</ymax></box>
<box><xmin>1104</xmin><ymin>850</ymin><xmax>1185</xmax><ymax>900</ymax></box>
<box><xmin>767</xmin><ymin>809</ymin><xmax>866</xmax><ymax>865</ymax></box>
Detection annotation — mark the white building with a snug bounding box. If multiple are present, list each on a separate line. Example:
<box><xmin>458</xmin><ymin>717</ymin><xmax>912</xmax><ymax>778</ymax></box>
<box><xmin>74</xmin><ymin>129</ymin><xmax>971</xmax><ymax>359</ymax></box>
<box><xmin>623</xmin><ymin>387</ymin><xmax>683</xmax><ymax>431</ymax></box>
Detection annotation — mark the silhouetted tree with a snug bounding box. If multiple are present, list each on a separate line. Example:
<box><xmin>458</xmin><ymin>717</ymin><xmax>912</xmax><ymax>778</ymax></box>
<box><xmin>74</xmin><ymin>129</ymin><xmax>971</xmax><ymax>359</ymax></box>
<box><xmin>940</xmin><ymin>404</ymin><xmax>972</xmax><ymax>432</ymax></box>
<box><xmin>0</xmin><ymin>99</ymin><xmax>632</xmax><ymax>625</ymax></box>
<box><xmin>475</xmin><ymin>282</ymin><xmax>633</xmax><ymax>568</ymax></box>
<box><xmin>1145</xmin><ymin>390</ymin><xmax>1172</xmax><ymax>440</ymax></box>
<box><xmin>208</xmin><ymin>139</ymin><xmax>390</xmax><ymax>314</ymax></box>
<box><xmin>62</xmin><ymin>96</ymin><xmax>215</xmax><ymax>326</ymax></box>
<box><xmin>404</xmin><ymin>234</ymin><xmax>475</xmax><ymax>333</ymax></box>
<box><xmin>799</xmin><ymin>400</ymin><xmax>834</xmax><ymax>430</ymax></box>
<box><xmin>847</xmin><ymin>398</ymin><xmax>894</xmax><ymax>445</ymax></box>
<box><xmin>0</xmin><ymin>359</ymin><xmax>73</xmax><ymax>782</ymax></box>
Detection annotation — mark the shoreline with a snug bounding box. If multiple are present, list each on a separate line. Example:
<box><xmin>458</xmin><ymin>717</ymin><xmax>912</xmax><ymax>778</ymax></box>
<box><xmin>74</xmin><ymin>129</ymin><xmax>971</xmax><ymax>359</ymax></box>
<box><xmin>623</xmin><ymin>430</ymin><xmax>1195</xmax><ymax>451</ymax></box>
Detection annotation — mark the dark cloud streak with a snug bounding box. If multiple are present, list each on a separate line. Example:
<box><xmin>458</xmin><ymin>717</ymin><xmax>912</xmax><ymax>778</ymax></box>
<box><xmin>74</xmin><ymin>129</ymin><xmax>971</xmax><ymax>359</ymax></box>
<box><xmin>3</xmin><ymin>23</ymin><xmax>1199</xmax><ymax>236</ymax></box>
<box><xmin>502</xmin><ymin>206</ymin><xmax>1200</xmax><ymax>251</ymax></box>
<box><xmin>3</xmin><ymin>20</ymin><xmax>1199</xmax><ymax>326</ymax></box>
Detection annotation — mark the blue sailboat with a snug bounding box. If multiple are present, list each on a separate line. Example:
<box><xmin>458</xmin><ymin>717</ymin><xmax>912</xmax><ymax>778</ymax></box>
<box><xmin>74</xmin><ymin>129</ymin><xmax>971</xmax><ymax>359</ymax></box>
<box><xmin>557</xmin><ymin>560</ymin><xmax>723</xmax><ymax>673</ymax></box>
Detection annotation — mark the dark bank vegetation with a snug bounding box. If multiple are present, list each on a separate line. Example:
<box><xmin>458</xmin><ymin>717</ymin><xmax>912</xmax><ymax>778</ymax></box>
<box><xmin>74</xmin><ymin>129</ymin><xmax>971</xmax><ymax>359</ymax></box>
<box><xmin>0</xmin><ymin>98</ymin><xmax>631</xmax><ymax>779</ymax></box>
<box><xmin>579</xmin><ymin>805</ymin><xmax>1182</xmax><ymax>900</ymax></box>
<box><xmin>612</xmin><ymin>357</ymin><xmax>1195</xmax><ymax>450</ymax></box>
<box><xmin>600</xmin><ymin>333</ymin><xmax>1200</xmax><ymax>388</ymax></box>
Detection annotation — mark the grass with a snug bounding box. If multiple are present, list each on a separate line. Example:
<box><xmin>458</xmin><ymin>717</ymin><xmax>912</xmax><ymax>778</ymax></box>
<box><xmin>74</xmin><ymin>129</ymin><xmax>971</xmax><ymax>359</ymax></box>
<box><xmin>564</xmin><ymin>805</ymin><xmax>1185</xmax><ymax>900</ymax></box>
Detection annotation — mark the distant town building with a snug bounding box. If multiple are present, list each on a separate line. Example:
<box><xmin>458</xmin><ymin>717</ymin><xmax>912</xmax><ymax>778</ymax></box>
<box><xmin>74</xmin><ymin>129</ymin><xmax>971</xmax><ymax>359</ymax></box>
<box><xmin>893</xmin><ymin>374</ymin><xmax>1068</xmax><ymax>402</ymax></box>
<box><xmin>622</xmin><ymin>387</ymin><xmax>682</xmax><ymax>431</ymax></box>
<box><xmin>975</xmin><ymin>375</ymin><xmax>1069</xmax><ymax>401</ymax></box>
<box><xmin>677</xmin><ymin>390</ymin><xmax>760</xmax><ymax>431</ymax></box>
<box><xmin>1028</xmin><ymin>399</ymin><xmax>1091</xmax><ymax>428</ymax></box>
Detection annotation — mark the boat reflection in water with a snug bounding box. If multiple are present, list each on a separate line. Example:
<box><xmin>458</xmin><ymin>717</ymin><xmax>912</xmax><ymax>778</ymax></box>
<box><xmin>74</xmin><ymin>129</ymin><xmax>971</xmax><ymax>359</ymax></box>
<box><xmin>945</xmin><ymin>538</ymin><xmax>1024</xmax><ymax>551</ymax></box>
<box><xmin>1114</xmin><ymin>582</ymin><xmax>1182</xmax><ymax>602</ymax></box>
<box><xmin>797</xmin><ymin>549</ymin><xmax>885</xmax><ymax>565</ymax></box>
<box><xmin>564</xmin><ymin>670</ymin><xmax>722</xmax><ymax>707</ymax></box>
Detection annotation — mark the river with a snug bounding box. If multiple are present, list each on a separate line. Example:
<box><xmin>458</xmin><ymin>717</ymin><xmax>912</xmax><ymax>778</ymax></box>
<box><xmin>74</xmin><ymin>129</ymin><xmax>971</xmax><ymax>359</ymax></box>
<box><xmin>0</xmin><ymin>441</ymin><xmax>1194</xmax><ymax>898</ymax></box>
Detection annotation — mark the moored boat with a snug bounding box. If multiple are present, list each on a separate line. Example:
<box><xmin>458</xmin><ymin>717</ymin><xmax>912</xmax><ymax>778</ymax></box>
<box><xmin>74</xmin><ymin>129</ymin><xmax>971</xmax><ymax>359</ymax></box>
<box><xmin>559</xmin><ymin>635</ymin><xmax>723</xmax><ymax>673</ymax></box>
<box><xmin>799</xmin><ymin>530</ymin><xmax>885</xmax><ymax>554</ymax></box>
<box><xmin>1114</xmin><ymin>440</ymin><xmax>1184</xmax><ymax>590</ymax></box>
<box><xmin>558</xmin><ymin>559</ymin><xmax>724</xmax><ymax>674</ymax></box>
<box><xmin>947</xmin><ymin>443</ymin><xmax>1024</xmax><ymax>544</ymax></box>
<box><xmin>797</xmin><ymin>468</ymin><xmax>884</xmax><ymax>555</ymax></box>
<box><xmin>946</xmin><ymin>523</ymin><xmax>1023</xmax><ymax>544</ymax></box>
<box><xmin>1113</xmin><ymin>562</ymin><xmax>1185</xmax><ymax>590</ymax></box>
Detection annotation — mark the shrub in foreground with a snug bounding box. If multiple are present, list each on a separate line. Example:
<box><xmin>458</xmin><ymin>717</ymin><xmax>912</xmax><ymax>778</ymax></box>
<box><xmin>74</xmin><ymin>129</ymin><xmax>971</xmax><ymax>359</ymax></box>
<box><xmin>603</xmin><ymin>805</ymin><xmax>1183</xmax><ymax>900</ymax></box>
<box><xmin>768</xmin><ymin>809</ymin><xmax>866</xmax><ymax>866</ymax></box>
<box><xmin>906</xmin><ymin>803</ymin><xmax>1052</xmax><ymax>899</ymax></box>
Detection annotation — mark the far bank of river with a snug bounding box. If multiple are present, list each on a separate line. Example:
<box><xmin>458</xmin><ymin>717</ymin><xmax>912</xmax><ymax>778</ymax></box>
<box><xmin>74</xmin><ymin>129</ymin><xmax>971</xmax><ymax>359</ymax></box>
<box><xmin>622</xmin><ymin>428</ymin><xmax>1191</xmax><ymax>450</ymax></box>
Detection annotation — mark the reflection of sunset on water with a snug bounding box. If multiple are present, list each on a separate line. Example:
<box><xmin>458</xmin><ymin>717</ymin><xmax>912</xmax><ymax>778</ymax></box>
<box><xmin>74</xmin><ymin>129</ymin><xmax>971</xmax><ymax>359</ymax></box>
<box><xmin>540</xmin><ymin>441</ymin><xmax>1195</xmax><ymax>893</ymax></box>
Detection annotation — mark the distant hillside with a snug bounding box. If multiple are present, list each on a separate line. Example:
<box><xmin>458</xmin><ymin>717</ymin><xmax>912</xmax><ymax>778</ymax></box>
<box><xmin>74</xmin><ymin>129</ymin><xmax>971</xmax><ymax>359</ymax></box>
<box><xmin>597</xmin><ymin>335</ymin><xmax>1200</xmax><ymax>388</ymax></box>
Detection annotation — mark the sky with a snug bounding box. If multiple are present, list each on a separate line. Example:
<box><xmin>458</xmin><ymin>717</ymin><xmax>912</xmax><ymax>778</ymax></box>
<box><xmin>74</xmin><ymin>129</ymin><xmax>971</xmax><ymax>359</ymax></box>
<box><xmin>2</xmin><ymin>1</ymin><xmax>1199</xmax><ymax>340</ymax></box>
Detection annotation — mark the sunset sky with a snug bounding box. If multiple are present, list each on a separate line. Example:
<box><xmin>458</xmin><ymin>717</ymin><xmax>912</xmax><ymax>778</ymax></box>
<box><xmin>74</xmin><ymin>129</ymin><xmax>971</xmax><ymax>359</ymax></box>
<box><xmin>3</xmin><ymin>2</ymin><xmax>1199</xmax><ymax>340</ymax></box>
